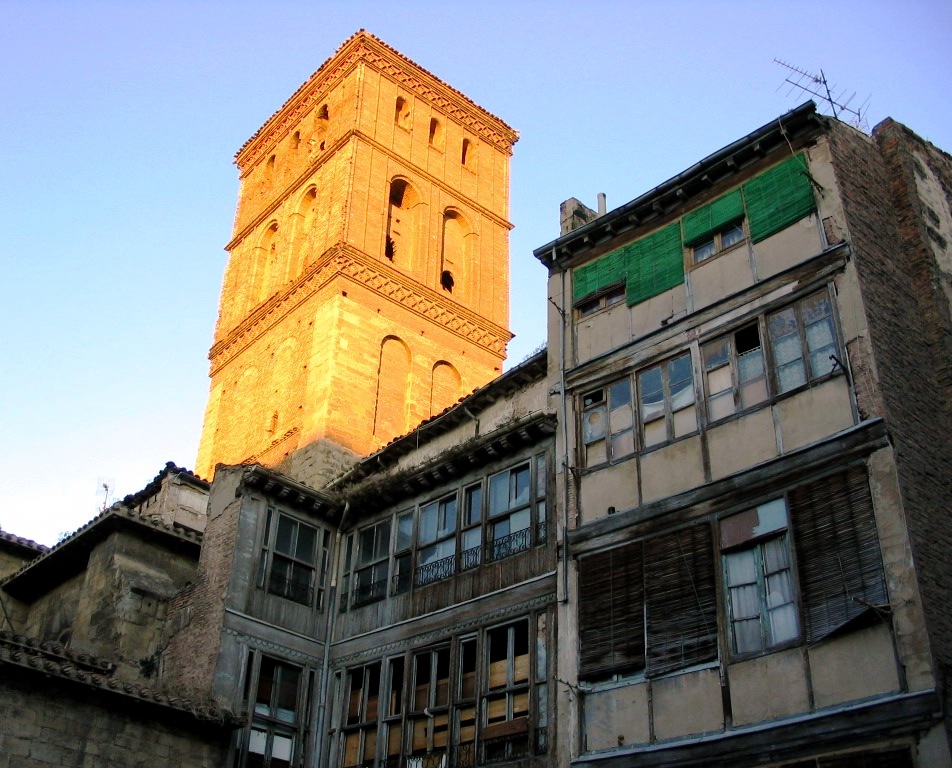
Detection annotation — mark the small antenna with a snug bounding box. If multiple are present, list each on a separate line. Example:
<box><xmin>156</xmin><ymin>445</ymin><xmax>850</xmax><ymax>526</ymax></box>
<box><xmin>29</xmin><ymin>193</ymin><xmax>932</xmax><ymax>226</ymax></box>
<box><xmin>774</xmin><ymin>59</ymin><xmax>870</xmax><ymax>132</ymax></box>
<box><xmin>96</xmin><ymin>476</ymin><xmax>115</xmax><ymax>512</ymax></box>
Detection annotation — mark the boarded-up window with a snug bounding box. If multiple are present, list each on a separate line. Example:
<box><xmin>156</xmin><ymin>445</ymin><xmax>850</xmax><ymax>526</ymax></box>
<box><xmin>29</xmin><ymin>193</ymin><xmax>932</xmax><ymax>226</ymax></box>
<box><xmin>789</xmin><ymin>465</ymin><xmax>888</xmax><ymax>644</ymax></box>
<box><xmin>743</xmin><ymin>153</ymin><xmax>816</xmax><ymax>243</ymax></box>
<box><xmin>373</xmin><ymin>337</ymin><xmax>411</xmax><ymax>443</ymax></box>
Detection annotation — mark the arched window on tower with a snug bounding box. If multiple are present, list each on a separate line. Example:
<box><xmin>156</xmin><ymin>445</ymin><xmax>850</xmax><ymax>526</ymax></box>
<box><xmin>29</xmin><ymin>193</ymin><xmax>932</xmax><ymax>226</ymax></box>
<box><xmin>428</xmin><ymin>117</ymin><xmax>444</xmax><ymax>150</ymax></box>
<box><xmin>385</xmin><ymin>179</ymin><xmax>420</xmax><ymax>265</ymax></box>
<box><xmin>255</xmin><ymin>222</ymin><xmax>280</xmax><ymax>302</ymax></box>
<box><xmin>461</xmin><ymin>138</ymin><xmax>475</xmax><ymax>170</ymax></box>
<box><xmin>312</xmin><ymin>104</ymin><xmax>329</xmax><ymax>156</ymax></box>
<box><xmin>395</xmin><ymin>96</ymin><xmax>411</xmax><ymax>130</ymax></box>
<box><xmin>292</xmin><ymin>187</ymin><xmax>318</xmax><ymax>278</ymax></box>
<box><xmin>373</xmin><ymin>337</ymin><xmax>411</xmax><ymax>443</ymax></box>
<box><xmin>430</xmin><ymin>361</ymin><xmax>461</xmax><ymax>416</ymax></box>
<box><xmin>440</xmin><ymin>210</ymin><xmax>468</xmax><ymax>296</ymax></box>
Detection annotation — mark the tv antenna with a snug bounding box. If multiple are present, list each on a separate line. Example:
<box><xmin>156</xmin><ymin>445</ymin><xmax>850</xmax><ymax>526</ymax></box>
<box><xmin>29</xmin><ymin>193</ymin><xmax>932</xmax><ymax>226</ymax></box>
<box><xmin>775</xmin><ymin>59</ymin><xmax>869</xmax><ymax>132</ymax></box>
<box><xmin>96</xmin><ymin>476</ymin><xmax>115</xmax><ymax>512</ymax></box>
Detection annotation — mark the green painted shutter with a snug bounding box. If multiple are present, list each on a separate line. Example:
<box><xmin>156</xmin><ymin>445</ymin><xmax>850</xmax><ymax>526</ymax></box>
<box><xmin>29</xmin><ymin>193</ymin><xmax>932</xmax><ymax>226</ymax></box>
<box><xmin>682</xmin><ymin>189</ymin><xmax>744</xmax><ymax>245</ymax></box>
<box><xmin>625</xmin><ymin>222</ymin><xmax>684</xmax><ymax>306</ymax></box>
<box><xmin>743</xmin><ymin>154</ymin><xmax>816</xmax><ymax>243</ymax></box>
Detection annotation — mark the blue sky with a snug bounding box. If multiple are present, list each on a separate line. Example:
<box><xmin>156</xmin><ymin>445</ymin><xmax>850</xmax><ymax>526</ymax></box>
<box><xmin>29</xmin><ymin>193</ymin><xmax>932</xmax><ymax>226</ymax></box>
<box><xmin>1</xmin><ymin>0</ymin><xmax>949</xmax><ymax>545</ymax></box>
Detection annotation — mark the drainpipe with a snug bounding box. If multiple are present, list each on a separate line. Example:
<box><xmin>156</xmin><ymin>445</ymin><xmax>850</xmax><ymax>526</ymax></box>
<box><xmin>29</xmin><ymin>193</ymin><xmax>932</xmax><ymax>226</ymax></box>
<box><xmin>556</xmin><ymin>248</ymin><xmax>571</xmax><ymax>605</ymax></box>
<box><xmin>314</xmin><ymin>501</ymin><xmax>349</xmax><ymax>766</ymax></box>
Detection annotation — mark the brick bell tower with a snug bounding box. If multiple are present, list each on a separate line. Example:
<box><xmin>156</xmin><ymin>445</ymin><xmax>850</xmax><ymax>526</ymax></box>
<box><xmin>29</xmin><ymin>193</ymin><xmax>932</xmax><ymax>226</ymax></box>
<box><xmin>195</xmin><ymin>31</ymin><xmax>517</xmax><ymax>486</ymax></box>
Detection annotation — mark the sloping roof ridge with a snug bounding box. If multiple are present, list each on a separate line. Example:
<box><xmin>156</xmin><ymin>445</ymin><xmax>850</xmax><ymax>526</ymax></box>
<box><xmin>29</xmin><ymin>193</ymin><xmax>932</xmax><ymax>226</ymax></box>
<box><xmin>235</xmin><ymin>29</ymin><xmax>517</xmax><ymax>164</ymax></box>
<box><xmin>1</xmin><ymin>503</ymin><xmax>203</xmax><ymax>590</ymax></box>
<box><xmin>0</xmin><ymin>529</ymin><xmax>49</xmax><ymax>555</ymax></box>
<box><xmin>0</xmin><ymin>629</ymin><xmax>236</xmax><ymax>723</ymax></box>
<box><xmin>121</xmin><ymin>461</ymin><xmax>209</xmax><ymax>509</ymax></box>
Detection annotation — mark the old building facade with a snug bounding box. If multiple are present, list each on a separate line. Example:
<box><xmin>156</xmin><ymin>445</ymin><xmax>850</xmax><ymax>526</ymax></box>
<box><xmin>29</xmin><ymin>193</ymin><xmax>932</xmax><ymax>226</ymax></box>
<box><xmin>3</xmin><ymin>32</ymin><xmax>952</xmax><ymax>768</ymax></box>
<box><xmin>537</xmin><ymin>103</ymin><xmax>952</xmax><ymax>767</ymax></box>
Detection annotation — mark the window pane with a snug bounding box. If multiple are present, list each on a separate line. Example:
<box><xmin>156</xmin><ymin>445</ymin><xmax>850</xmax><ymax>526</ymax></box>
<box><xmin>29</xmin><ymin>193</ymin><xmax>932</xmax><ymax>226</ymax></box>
<box><xmin>672</xmin><ymin>405</ymin><xmax>698</xmax><ymax>438</ymax></box>
<box><xmin>733</xmin><ymin>618</ymin><xmax>763</xmax><ymax>654</ymax></box>
<box><xmin>439</xmin><ymin>497</ymin><xmax>457</xmax><ymax>537</ymax></box>
<box><xmin>776</xmin><ymin>360</ymin><xmax>807</xmax><ymax>393</ymax></box>
<box><xmin>295</xmin><ymin>523</ymin><xmax>316</xmax><ymax>563</ymax></box>
<box><xmin>248</xmin><ymin>728</ymin><xmax>268</xmax><ymax>756</ymax></box>
<box><xmin>694</xmin><ymin>239</ymin><xmax>716</xmax><ymax>262</ymax></box>
<box><xmin>396</xmin><ymin>510</ymin><xmax>414</xmax><ymax>551</ymax></box>
<box><xmin>721</xmin><ymin>223</ymin><xmax>744</xmax><ymax>248</ymax></box>
<box><xmin>737</xmin><ymin>347</ymin><xmax>765</xmax><ymax>384</ymax></box>
<box><xmin>725</xmin><ymin>549</ymin><xmax>757</xmax><ymax>587</ymax></box>
<box><xmin>583</xmin><ymin>404</ymin><xmax>607</xmax><ymax>443</ymax></box>
<box><xmin>707</xmin><ymin>364</ymin><xmax>732</xmax><ymax>395</ymax></box>
<box><xmin>769</xmin><ymin>603</ymin><xmax>799</xmax><ymax>645</ymax></box>
<box><xmin>358</xmin><ymin>527</ymin><xmax>376</xmax><ymax>566</ymax></box>
<box><xmin>511</xmin><ymin>465</ymin><xmax>530</xmax><ymax>507</ymax></box>
<box><xmin>703</xmin><ymin>338</ymin><xmax>729</xmax><ymax>370</ymax></box>
<box><xmin>535</xmin><ymin>454</ymin><xmax>546</xmax><ymax>498</ymax></box>
<box><xmin>668</xmin><ymin>354</ymin><xmax>693</xmax><ymax>393</ymax></box>
<box><xmin>800</xmin><ymin>292</ymin><xmax>831</xmax><ymax>324</ymax></box>
<box><xmin>768</xmin><ymin>307</ymin><xmax>799</xmax><ymax>342</ymax></box>
<box><xmin>419</xmin><ymin>503</ymin><xmax>438</xmax><ymax>544</ymax></box>
<box><xmin>708</xmin><ymin>390</ymin><xmax>734</xmax><ymax>421</ymax></box>
<box><xmin>611</xmin><ymin>428</ymin><xmax>635</xmax><ymax>457</ymax></box>
<box><xmin>608</xmin><ymin>378</ymin><xmax>631</xmax><ymax>410</ymax></box>
<box><xmin>643</xmin><ymin>419</ymin><xmax>666</xmax><ymax>448</ymax></box>
<box><xmin>586</xmin><ymin>441</ymin><xmax>608</xmax><ymax>465</ymax></box>
<box><xmin>609</xmin><ymin>400</ymin><xmax>633</xmax><ymax>432</ymax></box>
<box><xmin>639</xmin><ymin>366</ymin><xmax>664</xmax><ymax>423</ymax></box>
<box><xmin>772</xmin><ymin>332</ymin><xmax>802</xmax><ymax>366</ymax></box>
<box><xmin>374</xmin><ymin>520</ymin><xmax>391</xmax><ymax>560</ymax></box>
<box><xmin>510</xmin><ymin>507</ymin><xmax>530</xmax><ymax>533</ymax></box>
<box><xmin>488</xmin><ymin>472</ymin><xmax>509</xmax><ymax>517</ymax></box>
<box><xmin>275</xmin><ymin>516</ymin><xmax>295</xmax><ymax>556</ymax></box>
<box><xmin>464</xmin><ymin>485</ymin><xmax>482</xmax><ymax>526</ymax></box>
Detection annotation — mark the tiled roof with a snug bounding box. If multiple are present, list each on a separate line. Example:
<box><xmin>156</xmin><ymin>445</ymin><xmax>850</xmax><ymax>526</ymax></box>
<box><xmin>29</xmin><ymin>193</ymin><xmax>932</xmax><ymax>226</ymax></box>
<box><xmin>0</xmin><ymin>530</ymin><xmax>48</xmax><ymax>556</ymax></box>
<box><xmin>236</xmin><ymin>29</ymin><xmax>518</xmax><ymax>163</ymax></box>
<box><xmin>2</xmin><ymin>503</ymin><xmax>202</xmax><ymax>600</ymax></box>
<box><xmin>120</xmin><ymin>461</ymin><xmax>209</xmax><ymax>508</ymax></box>
<box><xmin>0</xmin><ymin>631</ymin><xmax>237</xmax><ymax>724</ymax></box>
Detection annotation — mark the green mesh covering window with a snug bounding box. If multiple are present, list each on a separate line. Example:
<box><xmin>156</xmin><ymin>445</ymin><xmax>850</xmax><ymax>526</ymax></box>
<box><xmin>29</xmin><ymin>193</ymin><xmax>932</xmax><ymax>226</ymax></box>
<box><xmin>572</xmin><ymin>248</ymin><xmax>629</xmax><ymax>302</ymax></box>
<box><xmin>743</xmin><ymin>154</ymin><xmax>816</xmax><ymax>243</ymax></box>
<box><xmin>682</xmin><ymin>189</ymin><xmax>744</xmax><ymax>245</ymax></box>
<box><xmin>573</xmin><ymin>223</ymin><xmax>684</xmax><ymax>306</ymax></box>
<box><xmin>625</xmin><ymin>223</ymin><xmax>683</xmax><ymax>305</ymax></box>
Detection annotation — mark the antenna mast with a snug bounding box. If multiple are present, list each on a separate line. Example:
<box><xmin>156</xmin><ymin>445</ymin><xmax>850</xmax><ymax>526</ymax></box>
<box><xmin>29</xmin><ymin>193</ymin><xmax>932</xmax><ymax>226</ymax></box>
<box><xmin>774</xmin><ymin>59</ymin><xmax>870</xmax><ymax>132</ymax></box>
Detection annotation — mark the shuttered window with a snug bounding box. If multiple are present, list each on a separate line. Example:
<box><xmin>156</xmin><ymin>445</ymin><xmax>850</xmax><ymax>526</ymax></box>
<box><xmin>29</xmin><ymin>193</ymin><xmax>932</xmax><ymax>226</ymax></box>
<box><xmin>577</xmin><ymin>522</ymin><xmax>717</xmax><ymax>681</ymax></box>
<box><xmin>743</xmin><ymin>153</ymin><xmax>816</xmax><ymax>243</ymax></box>
<box><xmin>789</xmin><ymin>465</ymin><xmax>888</xmax><ymax>644</ymax></box>
<box><xmin>682</xmin><ymin>188</ymin><xmax>745</xmax><ymax>245</ymax></box>
<box><xmin>573</xmin><ymin>223</ymin><xmax>684</xmax><ymax>305</ymax></box>
<box><xmin>645</xmin><ymin>523</ymin><xmax>719</xmax><ymax>676</ymax></box>
<box><xmin>578</xmin><ymin>542</ymin><xmax>644</xmax><ymax>680</ymax></box>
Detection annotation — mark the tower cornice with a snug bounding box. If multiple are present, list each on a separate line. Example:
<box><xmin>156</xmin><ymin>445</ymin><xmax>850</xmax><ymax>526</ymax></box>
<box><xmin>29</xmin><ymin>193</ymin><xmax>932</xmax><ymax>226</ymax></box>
<box><xmin>236</xmin><ymin>30</ymin><xmax>519</xmax><ymax>173</ymax></box>
<box><xmin>208</xmin><ymin>242</ymin><xmax>512</xmax><ymax>375</ymax></box>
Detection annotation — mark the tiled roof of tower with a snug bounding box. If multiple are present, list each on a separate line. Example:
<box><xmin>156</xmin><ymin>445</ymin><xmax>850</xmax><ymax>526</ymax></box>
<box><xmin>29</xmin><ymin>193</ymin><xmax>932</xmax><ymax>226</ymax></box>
<box><xmin>235</xmin><ymin>29</ymin><xmax>518</xmax><ymax>163</ymax></box>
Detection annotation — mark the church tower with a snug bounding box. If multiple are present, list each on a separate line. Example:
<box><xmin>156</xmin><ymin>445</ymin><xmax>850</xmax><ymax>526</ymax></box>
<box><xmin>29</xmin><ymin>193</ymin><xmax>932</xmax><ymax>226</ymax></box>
<box><xmin>195</xmin><ymin>32</ymin><xmax>518</xmax><ymax>486</ymax></box>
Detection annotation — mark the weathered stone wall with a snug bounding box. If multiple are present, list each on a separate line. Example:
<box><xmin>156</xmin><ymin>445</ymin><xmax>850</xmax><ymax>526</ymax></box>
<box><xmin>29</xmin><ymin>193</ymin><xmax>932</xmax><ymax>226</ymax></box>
<box><xmin>159</xmin><ymin>469</ymin><xmax>242</xmax><ymax>702</ymax></box>
<box><xmin>0</xmin><ymin>666</ymin><xmax>230</xmax><ymax>768</ymax></box>
<box><xmin>829</xmin><ymin>118</ymin><xmax>952</xmax><ymax>740</ymax></box>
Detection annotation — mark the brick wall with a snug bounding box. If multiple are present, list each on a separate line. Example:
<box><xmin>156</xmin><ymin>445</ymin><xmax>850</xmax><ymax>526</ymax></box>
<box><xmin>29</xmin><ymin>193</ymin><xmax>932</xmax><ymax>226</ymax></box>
<box><xmin>829</xmin><ymin>118</ymin><xmax>952</xmax><ymax>741</ymax></box>
<box><xmin>0</xmin><ymin>666</ymin><xmax>230</xmax><ymax>768</ymax></box>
